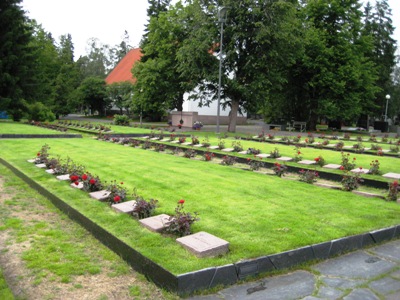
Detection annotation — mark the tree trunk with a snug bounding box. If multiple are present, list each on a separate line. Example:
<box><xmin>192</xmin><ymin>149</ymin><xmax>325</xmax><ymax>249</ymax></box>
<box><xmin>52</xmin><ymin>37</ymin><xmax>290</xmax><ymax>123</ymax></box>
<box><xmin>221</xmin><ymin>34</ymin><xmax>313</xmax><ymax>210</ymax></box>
<box><xmin>308</xmin><ymin>110</ymin><xmax>318</xmax><ymax>131</ymax></box>
<box><xmin>177</xmin><ymin>93</ymin><xmax>184</xmax><ymax>112</ymax></box>
<box><xmin>228</xmin><ymin>100</ymin><xmax>239</xmax><ymax>133</ymax></box>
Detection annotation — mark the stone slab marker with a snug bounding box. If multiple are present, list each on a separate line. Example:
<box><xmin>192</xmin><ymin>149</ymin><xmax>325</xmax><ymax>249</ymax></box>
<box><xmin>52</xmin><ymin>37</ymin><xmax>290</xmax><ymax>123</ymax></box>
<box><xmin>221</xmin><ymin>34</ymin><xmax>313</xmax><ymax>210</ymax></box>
<box><xmin>176</xmin><ymin>231</ymin><xmax>229</xmax><ymax>258</ymax></box>
<box><xmin>277</xmin><ymin>157</ymin><xmax>293</xmax><ymax>162</ymax></box>
<box><xmin>382</xmin><ymin>173</ymin><xmax>400</xmax><ymax>180</ymax></box>
<box><xmin>27</xmin><ymin>159</ymin><xmax>36</xmax><ymax>163</ymax></box>
<box><xmin>323</xmin><ymin>164</ymin><xmax>342</xmax><ymax>169</ymax></box>
<box><xmin>351</xmin><ymin>168</ymin><xmax>369</xmax><ymax>174</ymax></box>
<box><xmin>56</xmin><ymin>174</ymin><xmax>70</xmax><ymax>181</ymax></box>
<box><xmin>111</xmin><ymin>200</ymin><xmax>137</xmax><ymax>213</ymax></box>
<box><xmin>221</xmin><ymin>148</ymin><xmax>234</xmax><ymax>152</ymax></box>
<box><xmin>208</xmin><ymin>146</ymin><xmax>220</xmax><ymax>150</ymax></box>
<box><xmin>139</xmin><ymin>214</ymin><xmax>171</xmax><ymax>233</ymax></box>
<box><xmin>298</xmin><ymin>160</ymin><xmax>316</xmax><ymax>165</ymax></box>
<box><xmin>45</xmin><ymin>169</ymin><xmax>55</xmax><ymax>174</ymax></box>
<box><xmin>256</xmin><ymin>154</ymin><xmax>270</xmax><ymax>158</ymax></box>
<box><xmin>70</xmin><ymin>182</ymin><xmax>84</xmax><ymax>189</ymax></box>
<box><xmin>35</xmin><ymin>163</ymin><xmax>47</xmax><ymax>168</ymax></box>
<box><xmin>89</xmin><ymin>190</ymin><xmax>110</xmax><ymax>201</ymax></box>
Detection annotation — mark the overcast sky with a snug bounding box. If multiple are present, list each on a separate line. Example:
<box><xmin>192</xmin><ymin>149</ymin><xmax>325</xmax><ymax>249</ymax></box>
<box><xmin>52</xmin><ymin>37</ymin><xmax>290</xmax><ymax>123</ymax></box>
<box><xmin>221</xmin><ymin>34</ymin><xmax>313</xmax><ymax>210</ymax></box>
<box><xmin>22</xmin><ymin>0</ymin><xmax>400</xmax><ymax>59</ymax></box>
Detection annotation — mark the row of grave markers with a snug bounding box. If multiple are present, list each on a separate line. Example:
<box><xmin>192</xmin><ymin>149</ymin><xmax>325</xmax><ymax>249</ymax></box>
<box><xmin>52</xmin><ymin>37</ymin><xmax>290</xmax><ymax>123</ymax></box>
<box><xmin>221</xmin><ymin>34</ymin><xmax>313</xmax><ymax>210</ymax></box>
<box><xmin>28</xmin><ymin>159</ymin><xmax>229</xmax><ymax>258</ymax></box>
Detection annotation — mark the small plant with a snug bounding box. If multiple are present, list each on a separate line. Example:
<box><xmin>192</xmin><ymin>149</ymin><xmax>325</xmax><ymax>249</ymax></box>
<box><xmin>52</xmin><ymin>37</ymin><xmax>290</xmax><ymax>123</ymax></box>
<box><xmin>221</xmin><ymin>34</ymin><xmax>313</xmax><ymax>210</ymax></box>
<box><xmin>220</xmin><ymin>155</ymin><xmax>237</xmax><ymax>166</ymax></box>
<box><xmin>341</xmin><ymin>171</ymin><xmax>363</xmax><ymax>191</ymax></box>
<box><xmin>369</xmin><ymin>135</ymin><xmax>377</xmax><ymax>142</ymax></box>
<box><xmin>370</xmin><ymin>144</ymin><xmax>381</xmax><ymax>151</ymax></box>
<box><xmin>191</xmin><ymin>136</ymin><xmax>200</xmax><ymax>145</ymax></box>
<box><xmin>387</xmin><ymin>181</ymin><xmax>399</xmax><ymax>201</ymax></box>
<box><xmin>132</xmin><ymin>191</ymin><xmax>158</xmax><ymax>219</ymax></box>
<box><xmin>35</xmin><ymin>144</ymin><xmax>50</xmax><ymax>164</ymax></box>
<box><xmin>202</xmin><ymin>152</ymin><xmax>215</xmax><ymax>161</ymax></box>
<box><xmin>293</xmin><ymin>147</ymin><xmax>303</xmax><ymax>162</ymax></box>
<box><xmin>172</xmin><ymin>147</ymin><xmax>182</xmax><ymax>155</ymax></box>
<box><xmin>356</xmin><ymin>136</ymin><xmax>363</xmax><ymax>142</ymax></box>
<box><xmin>340</xmin><ymin>152</ymin><xmax>356</xmax><ymax>171</ymax></box>
<box><xmin>113</xmin><ymin>114</ymin><xmax>130</xmax><ymax>126</ymax></box>
<box><xmin>130</xmin><ymin>139</ymin><xmax>141</xmax><ymax>147</ymax></box>
<box><xmin>81</xmin><ymin>172</ymin><xmax>103</xmax><ymax>192</ymax></box>
<box><xmin>247</xmin><ymin>158</ymin><xmax>263</xmax><ymax>171</ymax></box>
<box><xmin>246</xmin><ymin>148</ymin><xmax>261</xmax><ymax>155</ymax></box>
<box><xmin>269</xmin><ymin>148</ymin><xmax>281</xmax><ymax>158</ymax></box>
<box><xmin>381</xmin><ymin>134</ymin><xmax>388</xmax><ymax>143</ymax></box>
<box><xmin>353</xmin><ymin>142</ymin><xmax>365</xmax><ymax>153</ymax></box>
<box><xmin>111</xmin><ymin>137</ymin><xmax>120</xmax><ymax>143</ymax></box>
<box><xmin>322</xmin><ymin>139</ymin><xmax>330</xmax><ymax>146</ymax></box>
<box><xmin>154</xmin><ymin>144</ymin><xmax>166</xmax><ymax>152</ymax></box>
<box><xmin>343</xmin><ymin>133</ymin><xmax>351</xmax><ymax>140</ymax></box>
<box><xmin>183</xmin><ymin>149</ymin><xmax>196</xmax><ymax>158</ymax></box>
<box><xmin>218</xmin><ymin>139</ymin><xmax>225</xmax><ymax>150</ymax></box>
<box><xmin>293</xmin><ymin>135</ymin><xmax>301</xmax><ymax>143</ymax></box>
<box><xmin>232</xmin><ymin>141</ymin><xmax>243</xmax><ymax>152</ymax></box>
<box><xmin>299</xmin><ymin>169</ymin><xmax>319</xmax><ymax>184</ymax></box>
<box><xmin>307</xmin><ymin>132</ymin><xmax>314</xmax><ymax>138</ymax></box>
<box><xmin>272</xmin><ymin>162</ymin><xmax>287</xmax><ymax>177</ymax></box>
<box><xmin>314</xmin><ymin>155</ymin><xmax>325</xmax><ymax>167</ymax></box>
<box><xmin>306</xmin><ymin>137</ymin><xmax>315</xmax><ymax>144</ymax></box>
<box><xmin>166</xmin><ymin>200</ymin><xmax>199</xmax><ymax>237</ymax></box>
<box><xmin>178</xmin><ymin>136</ymin><xmax>186</xmax><ymax>144</ymax></box>
<box><xmin>141</xmin><ymin>140</ymin><xmax>152</xmax><ymax>149</ymax></box>
<box><xmin>105</xmin><ymin>180</ymin><xmax>127</xmax><ymax>204</ymax></box>
<box><xmin>267</xmin><ymin>133</ymin><xmax>275</xmax><ymax>140</ymax></box>
<box><xmin>368</xmin><ymin>160</ymin><xmax>381</xmax><ymax>175</ymax></box>
<box><xmin>335</xmin><ymin>141</ymin><xmax>344</xmax><ymax>151</ymax></box>
<box><xmin>202</xmin><ymin>136</ymin><xmax>211</xmax><ymax>147</ymax></box>
<box><xmin>377</xmin><ymin>149</ymin><xmax>384</xmax><ymax>156</ymax></box>
<box><xmin>390</xmin><ymin>145</ymin><xmax>399</xmax><ymax>153</ymax></box>
<box><xmin>170</xmin><ymin>134</ymin><xmax>176</xmax><ymax>141</ymax></box>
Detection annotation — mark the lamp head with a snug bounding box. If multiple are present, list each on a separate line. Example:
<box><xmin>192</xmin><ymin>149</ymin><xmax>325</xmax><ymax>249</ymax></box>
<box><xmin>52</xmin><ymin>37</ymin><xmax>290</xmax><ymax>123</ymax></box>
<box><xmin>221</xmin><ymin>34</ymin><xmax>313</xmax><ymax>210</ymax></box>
<box><xmin>386</xmin><ymin>94</ymin><xmax>391</xmax><ymax>100</ymax></box>
<box><xmin>218</xmin><ymin>7</ymin><xmax>228</xmax><ymax>23</ymax></box>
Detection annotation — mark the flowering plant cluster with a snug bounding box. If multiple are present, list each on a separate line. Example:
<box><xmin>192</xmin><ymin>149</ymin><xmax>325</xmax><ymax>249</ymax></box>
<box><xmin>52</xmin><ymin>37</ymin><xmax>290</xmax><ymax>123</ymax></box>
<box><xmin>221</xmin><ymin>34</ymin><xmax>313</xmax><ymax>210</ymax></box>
<box><xmin>368</xmin><ymin>160</ymin><xmax>381</xmax><ymax>175</ymax></box>
<box><xmin>272</xmin><ymin>162</ymin><xmax>287</xmax><ymax>177</ymax></box>
<box><xmin>203</xmin><ymin>152</ymin><xmax>215</xmax><ymax>161</ymax></box>
<box><xmin>314</xmin><ymin>155</ymin><xmax>325</xmax><ymax>167</ymax></box>
<box><xmin>293</xmin><ymin>147</ymin><xmax>303</xmax><ymax>162</ymax></box>
<box><xmin>353</xmin><ymin>142</ymin><xmax>365</xmax><ymax>153</ymax></box>
<box><xmin>322</xmin><ymin>139</ymin><xmax>330</xmax><ymax>146</ymax></box>
<box><xmin>178</xmin><ymin>136</ymin><xmax>186</xmax><ymax>143</ymax></box>
<box><xmin>218</xmin><ymin>139</ymin><xmax>225</xmax><ymax>150</ymax></box>
<box><xmin>343</xmin><ymin>133</ymin><xmax>351</xmax><ymax>140</ymax></box>
<box><xmin>387</xmin><ymin>181</ymin><xmax>399</xmax><ymax>201</ymax></box>
<box><xmin>81</xmin><ymin>172</ymin><xmax>104</xmax><ymax>192</ymax></box>
<box><xmin>201</xmin><ymin>136</ymin><xmax>211</xmax><ymax>147</ymax></box>
<box><xmin>247</xmin><ymin>158</ymin><xmax>263</xmax><ymax>171</ymax></box>
<box><xmin>390</xmin><ymin>145</ymin><xmax>399</xmax><ymax>153</ymax></box>
<box><xmin>35</xmin><ymin>144</ymin><xmax>50</xmax><ymax>164</ymax></box>
<box><xmin>192</xmin><ymin>121</ymin><xmax>203</xmax><ymax>130</ymax></box>
<box><xmin>340</xmin><ymin>152</ymin><xmax>356</xmax><ymax>171</ymax></box>
<box><xmin>267</xmin><ymin>133</ymin><xmax>275</xmax><ymax>140</ymax></box>
<box><xmin>183</xmin><ymin>149</ymin><xmax>196</xmax><ymax>158</ymax></box>
<box><xmin>246</xmin><ymin>148</ymin><xmax>261</xmax><ymax>155</ymax></box>
<box><xmin>191</xmin><ymin>136</ymin><xmax>200</xmax><ymax>145</ymax></box>
<box><xmin>220</xmin><ymin>155</ymin><xmax>237</xmax><ymax>166</ymax></box>
<box><xmin>341</xmin><ymin>171</ymin><xmax>363</xmax><ymax>191</ymax></box>
<box><xmin>141</xmin><ymin>140</ymin><xmax>152</xmax><ymax>149</ymax></box>
<box><xmin>170</xmin><ymin>134</ymin><xmax>176</xmax><ymax>141</ymax></box>
<box><xmin>154</xmin><ymin>144</ymin><xmax>166</xmax><ymax>152</ymax></box>
<box><xmin>269</xmin><ymin>148</ymin><xmax>281</xmax><ymax>158</ymax></box>
<box><xmin>299</xmin><ymin>169</ymin><xmax>319</xmax><ymax>184</ymax></box>
<box><xmin>166</xmin><ymin>200</ymin><xmax>199</xmax><ymax>237</ymax></box>
<box><xmin>105</xmin><ymin>180</ymin><xmax>127</xmax><ymax>204</ymax></box>
<box><xmin>132</xmin><ymin>195</ymin><xmax>159</xmax><ymax>219</ymax></box>
<box><xmin>293</xmin><ymin>135</ymin><xmax>301</xmax><ymax>143</ymax></box>
<box><xmin>232</xmin><ymin>141</ymin><xmax>243</xmax><ymax>152</ymax></box>
<box><xmin>335</xmin><ymin>141</ymin><xmax>344</xmax><ymax>151</ymax></box>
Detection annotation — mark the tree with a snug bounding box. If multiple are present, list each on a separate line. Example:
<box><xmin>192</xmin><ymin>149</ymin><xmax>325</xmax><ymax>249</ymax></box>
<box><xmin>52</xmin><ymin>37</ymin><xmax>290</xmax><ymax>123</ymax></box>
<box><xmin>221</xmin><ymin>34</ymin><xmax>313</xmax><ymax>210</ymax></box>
<box><xmin>0</xmin><ymin>0</ymin><xmax>35</xmax><ymax>120</ymax></box>
<box><xmin>363</xmin><ymin>0</ymin><xmax>397</xmax><ymax>119</ymax></box>
<box><xmin>284</xmin><ymin>0</ymin><xmax>379</xmax><ymax>130</ymax></box>
<box><xmin>113</xmin><ymin>30</ymin><xmax>132</xmax><ymax>64</ymax></box>
<box><xmin>78</xmin><ymin>77</ymin><xmax>109</xmax><ymax>116</ymax></box>
<box><xmin>106</xmin><ymin>81</ymin><xmax>134</xmax><ymax>114</ymax></box>
<box><xmin>177</xmin><ymin>0</ymin><xmax>302</xmax><ymax>132</ymax></box>
<box><xmin>133</xmin><ymin>2</ymin><xmax>192</xmax><ymax>121</ymax></box>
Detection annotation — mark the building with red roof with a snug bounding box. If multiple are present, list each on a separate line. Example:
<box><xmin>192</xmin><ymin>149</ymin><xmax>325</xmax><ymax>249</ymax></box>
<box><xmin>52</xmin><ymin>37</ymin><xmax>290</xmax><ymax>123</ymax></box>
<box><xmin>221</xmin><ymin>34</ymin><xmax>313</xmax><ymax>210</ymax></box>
<box><xmin>105</xmin><ymin>48</ymin><xmax>142</xmax><ymax>84</ymax></box>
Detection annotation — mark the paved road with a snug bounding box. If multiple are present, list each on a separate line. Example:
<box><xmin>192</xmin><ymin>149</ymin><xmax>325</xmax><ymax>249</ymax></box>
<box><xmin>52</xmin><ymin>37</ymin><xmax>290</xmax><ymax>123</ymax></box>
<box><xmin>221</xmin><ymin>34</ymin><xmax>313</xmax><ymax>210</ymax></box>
<box><xmin>189</xmin><ymin>239</ymin><xmax>400</xmax><ymax>300</ymax></box>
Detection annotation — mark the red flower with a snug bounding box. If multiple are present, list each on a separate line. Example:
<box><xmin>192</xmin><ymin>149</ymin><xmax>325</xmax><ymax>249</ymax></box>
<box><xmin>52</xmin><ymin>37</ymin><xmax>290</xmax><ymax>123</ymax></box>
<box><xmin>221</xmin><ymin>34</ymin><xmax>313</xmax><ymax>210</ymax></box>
<box><xmin>339</xmin><ymin>166</ymin><xmax>345</xmax><ymax>171</ymax></box>
<box><xmin>178</xmin><ymin>199</ymin><xmax>185</xmax><ymax>204</ymax></box>
<box><xmin>82</xmin><ymin>174</ymin><xmax>88</xmax><ymax>181</ymax></box>
<box><xmin>114</xmin><ymin>195</ymin><xmax>121</xmax><ymax>203</ymax></box>
<box><xmin>74</xmin><ymin>181</ymin><xmax>79</xmax><ymax>186</ymax></box>
<box><xmin>353</xmin><ymin>157</ymin><xmax>356</xmax><ymax>160</ymax></box>
<box><xmin>298</xmin><ymin>151</ymin><xmax>301</xmax><ymax>155</ymax></box>
<box><xmin>120</xmin><ymin>182</ymin><xmax>124</xmax><ymax>185</ymax></box>
<box><xmin>314</xmin><ymin>157</ymin><xmax>320</xmax><ymax>162</ymax></box>
<box><xmin>89</xmin><ymin>178</ymin><xmax>96</xmax><ymax>185</ymax></box>
<box><xmin>359</xmin><ymin>167</ymin><xmax>363</xmax><ymax>170</ymax></box>
<box><xmin>37</xmin><ymin>152</ymin><xmax>40</xmax><ymax>156</ymax></box>
<box><xmin>393</xmin><ymin>181</ymin><xmax>398</xmax><ymax>187</ymax></box>
<box><xmin>247</xmin><ymin>158</ymin><xmax>251</xmax><ymax>161</ymax></box>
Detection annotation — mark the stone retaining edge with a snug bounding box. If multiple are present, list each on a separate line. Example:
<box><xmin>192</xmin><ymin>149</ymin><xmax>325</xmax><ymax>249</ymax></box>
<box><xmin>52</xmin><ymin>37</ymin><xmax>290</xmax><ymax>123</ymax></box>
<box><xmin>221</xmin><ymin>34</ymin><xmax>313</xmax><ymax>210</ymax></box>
<box><xmin>1</xmin><ymin>157</ymin><xmax>399</xmax><ymax>296</ymax></box>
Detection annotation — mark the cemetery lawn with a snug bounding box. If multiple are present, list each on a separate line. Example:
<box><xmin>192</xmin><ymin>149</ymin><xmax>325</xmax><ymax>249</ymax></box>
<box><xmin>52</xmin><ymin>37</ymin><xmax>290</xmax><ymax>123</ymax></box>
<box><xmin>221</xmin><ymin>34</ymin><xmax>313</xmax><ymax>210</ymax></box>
<box><xmin>1</xmin><ymin>138</ymin><xmax>399</xmax><ymax>275</ymax></box>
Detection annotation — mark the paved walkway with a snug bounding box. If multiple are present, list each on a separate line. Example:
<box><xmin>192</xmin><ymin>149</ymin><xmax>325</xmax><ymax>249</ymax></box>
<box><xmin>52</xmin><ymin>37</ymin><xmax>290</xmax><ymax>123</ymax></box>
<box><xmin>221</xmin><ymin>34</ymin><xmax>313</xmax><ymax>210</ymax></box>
<box><xmin>189</xmin><ymin>239</ymin><xmax>400</xmax><ymax>300</ymax></box>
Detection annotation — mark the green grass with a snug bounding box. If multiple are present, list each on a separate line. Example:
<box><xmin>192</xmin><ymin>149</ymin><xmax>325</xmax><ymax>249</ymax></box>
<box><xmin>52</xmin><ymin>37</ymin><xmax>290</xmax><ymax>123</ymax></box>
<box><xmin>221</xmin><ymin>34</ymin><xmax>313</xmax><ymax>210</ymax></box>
<box><xmin>1</xmin><ymin>136</ymin><xmax>399</xmax><ymax>275</ymax></box>
<box><xmin>0</xmin><ymin>122</ymin><xmax>63</xmax><ymax>134</ymax></box>
<box><xmin>0</xmin><ymin>268</ymin><xmax>14</xmax><ymax>300</ymax></box>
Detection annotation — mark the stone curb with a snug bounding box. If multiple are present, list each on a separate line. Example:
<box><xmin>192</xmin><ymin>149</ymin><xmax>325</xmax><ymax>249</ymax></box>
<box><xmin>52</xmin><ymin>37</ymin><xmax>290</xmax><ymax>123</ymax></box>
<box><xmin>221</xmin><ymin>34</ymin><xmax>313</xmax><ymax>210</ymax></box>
<box><xmin>1</xmin><ymin>157</ymin><xmax>399</xmax><ymax>296</ymax></box>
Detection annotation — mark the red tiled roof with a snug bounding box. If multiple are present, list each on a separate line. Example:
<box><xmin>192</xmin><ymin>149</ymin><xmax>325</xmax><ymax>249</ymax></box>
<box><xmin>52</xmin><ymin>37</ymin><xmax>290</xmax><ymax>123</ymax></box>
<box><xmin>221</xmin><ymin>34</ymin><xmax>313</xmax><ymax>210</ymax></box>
<box><xmin>105</xmin><ymin>48</ymin><xmax>142</xmax><ymax>84</ymax></box>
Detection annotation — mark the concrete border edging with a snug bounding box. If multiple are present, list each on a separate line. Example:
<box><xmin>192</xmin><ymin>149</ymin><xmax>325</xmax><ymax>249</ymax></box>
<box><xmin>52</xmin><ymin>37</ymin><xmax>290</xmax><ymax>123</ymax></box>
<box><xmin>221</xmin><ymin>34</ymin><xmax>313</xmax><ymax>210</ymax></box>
<box><xmin>0</xmin><ymin>157</ymin><xmax>399</xmax><ymax>296</ymax></box>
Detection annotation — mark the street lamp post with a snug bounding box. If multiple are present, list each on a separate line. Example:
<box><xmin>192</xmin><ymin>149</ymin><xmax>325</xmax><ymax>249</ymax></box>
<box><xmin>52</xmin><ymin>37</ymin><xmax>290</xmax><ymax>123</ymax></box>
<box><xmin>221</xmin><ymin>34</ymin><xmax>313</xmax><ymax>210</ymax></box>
<box><xmin>384</xmin><ymin>94</ymin><xmax>390</xmax><ymax>122</ymax></box>
<box><xmin>216</xmin><ymin>7</ymin><xmax>228</xmax><ymax>134</ymax></box>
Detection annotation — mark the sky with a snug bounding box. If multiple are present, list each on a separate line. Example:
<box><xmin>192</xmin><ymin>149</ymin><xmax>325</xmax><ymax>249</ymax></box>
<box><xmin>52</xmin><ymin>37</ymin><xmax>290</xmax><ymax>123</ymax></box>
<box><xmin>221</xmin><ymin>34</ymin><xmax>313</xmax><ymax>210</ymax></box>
<box><xmin>22</xmin><ymin>0</ymin><xmax>400</xmax><ymax>60</ymax></box>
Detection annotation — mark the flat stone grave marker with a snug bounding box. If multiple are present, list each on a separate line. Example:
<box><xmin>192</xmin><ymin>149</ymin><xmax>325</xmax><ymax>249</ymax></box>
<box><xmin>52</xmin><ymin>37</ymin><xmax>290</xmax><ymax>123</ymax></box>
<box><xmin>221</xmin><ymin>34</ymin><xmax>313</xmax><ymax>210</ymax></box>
<box><xmin>382</xmin><ymin>173</ymin><xmax>400</xmax><ymax>180</ymax></box>
<box><xmin>382</xmin><ymin>149</ymin><xmax>390</xmax><ymax>153</ymax></box>
<box><xmin>89</xmin><ymin>190</ymin><xmax>110</xmax><ymax>201</ymax></box>
<box><xmin>352</xmin><ymin>191</ymin><xmax>385</xmax><ymax>199</ymax></box>
<box><xmin>314</xmin><ymin>183</ymin><xmax>341</xmax><ymax>190</ymax></box>
<box><xmin>351</xmin><ymin>168</ymin><xmax>369</xmax><ymax>174</ymax></box>
<box><xmin>277</xmin><ymin>157</ymin><xmax>293</xmax><ymax>162</ymax></box>
<box><xmin>170</xmin><ymin>141</ymin><xmax>179</xmax><ymax>144</ymax></box>
<box><xmin>182</xmin><ymin>142</ymin><xmax>192</xmax><ymax>145</ymax></box>
<box><xmin>45</xmin><ymin>169</ymin><xmax>55</xmax><ymax>174</ymax></box>
<box><xmin>323</xmin><ymin>164</ymin><xmax>342</xmax><ymax>169</ymax></box>
<box><xmin>298</xmin><ymin>160</ymin><xmax>316</xmax><ymax>165</ymax></box>
<box><xmin>150</xmin><ymin>137</ymin><xmax>159</xmax><ymax>140</ymax></box>
<box><xmin>70</xmin><ymin>182</ymin><xmax>84</xmax><ymax>189</ymax></box>
<box><xmin>56</xmin><ymin>174</ymin><xmax>70</xmax><ymax>181</ymax></box>
<box><xmin>364</xmin><ymin>147</ymin><xmax>371</xmax><ymax>151</ymax></box>
<box><xmin>238</xmin><ymin>151</ymin><xmax>248</xmax><ymax>155</ymax></box>
<box><xmin>256</xmin><ymin>153</ymin><xmax>270</xmax><ymax>159</ymax></box>
<box><xmin>161</xmin><ymin>138</ymin><xmax>170</xmax><ymax>142</ymax></box>
<box><xmin>193</xmin><ymin>144</ymin><xmax>203</xmax><ymax>148</ymax></box>
<box><xmin>27</xmin><ymin>159</ymin><xmax>36</xmax><ymax>163</ymax></box>
<box><xmin>274</xmin><ymin>138</ymin><xmax>282</xmax><ymax>141</ymax></box>
<box><xmin>111</xmin><ymin>200</ymin><xmax>137</xmax><ymax>214</ymax></box>
<box><xmin>139</xmin><ymin>214</ymin><xmax>171</xmax><ymax>233</ymax></box>
<box><xmin>208</xmin><ymin>146</ymin><xmax>220</xmax><ymax>150</ymax></box>
<box><xmin>343</xmin><ymin>145</ymin><xmax>353</xmax><ymax>149</ymax></box>
<box><xmin>312</xmin><ymin>142</ymin><xmax>321</xmax><ymax>145</ymax></box>
<box><xmin>176</xmin><ymin>231</ymin><xmax>229</xmax><ymax>258</ymax></box>
<box><xmin>221</xmin><ymin>148</ymin><xmax>234</xmax><ymax>152</ymax></box>
<box><xmin>326</xmin><ymin>144</ymin><xmax>336</xmax><ymax>148</ymax></box>
<box><xmin>35</xmin><ymin>163</ymin><xmax>47</xmax><ymax>168</ymax></box>
<box><xmin>142</xmin><ymin>136</ymin><xmax>149</xmax><ymax>139</ymax></box>
<box><xmin>252</xmin><ymin>136</ymin><xmax>260</xmax><ymax>139</ymax></box>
